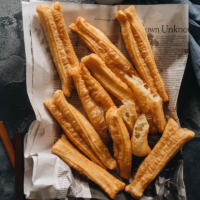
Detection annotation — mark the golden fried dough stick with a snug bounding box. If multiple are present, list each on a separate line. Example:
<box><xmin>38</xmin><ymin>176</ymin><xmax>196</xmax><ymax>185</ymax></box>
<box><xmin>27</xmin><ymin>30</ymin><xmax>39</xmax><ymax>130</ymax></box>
<box><xmin>116</xmin><ymin>6</ymin><xmax>168</xmax><ymax>102</ymax></box>
<box><xmin>120</xmin><ymin>99</ymin><xmax>138</xmax><ymax>136</ymax></box>
<box><xmin>132</xmin><ymin>119</ymin><xmax>179</xmax><ymax>180</ymax></box>
<box><xmin>126</xmin><ymin>75</ymin><xmax>166</xmax><ymax>134</ymax></box>
<box><xmin>125</xmin><ymin>119</ymin><xmax>195</xmax><ymax>199</ymax></box>
<box><xmin>81</xmin><ymin>54</ymin><xmax>140</xmax><ymax>112</ymax></box>
<box><xmin>44</xmin><ymin>90</ymin><xmax>117</xmax><ymax>170</ymax></box>
<box><xmin>69</xmin><ymin>63</ymin><xmax>115</xmax><ymax>144</ymax></box>
<box><xmin>131</xmin><ymin>114</ymin><xmax>151</xmax><ymax>157</ymax></box>
<box><xmin>44</xmin><ymin>92</ymin><xmax>104</xmax><ymax>168</ymax></box>
<box><xmin>53</xmin><ymin>135</ymin><xmax>125</xmax><ymax>199</ymax></box>
<box><xmin>115</xmin><ymin>10</ymin><xmax>156</xmax><ymax>96</ymax></box>
<box><xmin>69</xmin><ymin>17</ymin><xmax>140</xmax><ymax>87</ymax></box>
<box><xmin>37</xmin><ymin>2</ymin><xmax>79</xmax><ymax>97</ymax></box>
<box><xmin>106</xmin><ymin>106</ymin><xmax>132</xmax><ymax>179</ymax></box>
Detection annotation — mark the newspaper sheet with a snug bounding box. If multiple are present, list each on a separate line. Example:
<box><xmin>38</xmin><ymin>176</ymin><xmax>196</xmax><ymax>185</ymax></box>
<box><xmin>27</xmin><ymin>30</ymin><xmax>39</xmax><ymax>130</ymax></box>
<box><xmin>22</xmin><ymin>1</ymin><xmax>188</xmax><ymax>199</ymax></box>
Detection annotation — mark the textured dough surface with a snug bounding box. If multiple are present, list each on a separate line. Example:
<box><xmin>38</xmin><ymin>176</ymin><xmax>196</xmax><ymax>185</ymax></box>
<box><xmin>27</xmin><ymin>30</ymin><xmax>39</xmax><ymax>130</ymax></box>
<box><xmin>69</xmin><ymin>17</ymin><xmax>140</xmax><ymax>88</ymax></box>
<box><xmin>126</xmin><ymin>75</ymin><xmax>166</xmax><ymax>134</ymax></box>
<box><xmin>37</xmin><ymin>2</ymin><xmax>79</xmax><ymax>97</ymax></box>
<box><xmin>52</xmin><ymin>135</ymin><xmax>125</xmax><ymax>199</ymax></box>
<box><xmin>131</xmin><ymin>114</ymin><xmax>151</xmax><ymax>157</ymax></box>
<box><xmin>44</xmin><ymin>90</ymin><xmax>117</xmax><ymax>170</ymax></box>
<box><xmin>106</xmin><ymin>106</ymin><xmax>132</xmax><ymax>179</ymax></box>
<box><xmin>69</xmin><ymin>63</ymin><xmax>115</xmax><ymax>144</ymax></box>
<box><xmin>125</xmin><ymin>119</ymin><xmax>195</xmax><ymax>199</ymax></box>
<box><xmin>81</xmin><ymin>54</ymin><xmax>140</xmax><ymax>112</ymax></box>
<box><xmin>120</xmin><ymin>99</ymin><xmax>138</xmax><ymax>136</ymax></box>
<box><xmin>116</xmin><ymin>6</ymin><xmax>168</xmax><ymax>102</ymax></box>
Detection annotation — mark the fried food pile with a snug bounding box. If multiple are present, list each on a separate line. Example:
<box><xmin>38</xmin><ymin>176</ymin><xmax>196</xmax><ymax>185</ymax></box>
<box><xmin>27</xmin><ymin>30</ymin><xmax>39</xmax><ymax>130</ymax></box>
<box><xmin>44</xmin><ymin>90</ymin><xmax>117</xmax><ymax>170</ymax></box>
<box><xmin>37</xmin><ymin>2</ymin><xmax>195</xmax><ymax>199</ymax></box>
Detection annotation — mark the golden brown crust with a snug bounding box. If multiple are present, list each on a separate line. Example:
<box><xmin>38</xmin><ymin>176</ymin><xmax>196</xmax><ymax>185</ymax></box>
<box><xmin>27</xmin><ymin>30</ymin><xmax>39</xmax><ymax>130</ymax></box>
<box><xmin>52</xmin><ymin>135</ymin><xmax>125</xmax><ymax>199</ymax></box>
<box><xmin>37</xmin><ymin>2</ymin><xmax>79</xmax><ymax>97</ymax></box>
<box><xmin>44</xmin><ymin>94</ymin><xmax>104</xmax><ymax>169</ymax></box>
<box><xmin>118</xmin><ymin>6</ymin><xmax>168</xmax><ymax>102</ymax></box>
<box><xmin>120</xmin><ymin>99</ymin><xmax>138</xmax><ymax>136</ymax></box>
<box><xmin>44</xmin><ymin>90</ymin><xmax>117</xmax><ymax>170</ymax></box>
<box><xmin>69</xmin><ymin>17</ymin><xmax>140</xmax><ymax>88</ymax></box>
<box><xmin>125</xmin><ymin>119</ymin><xmax>195</xmax><ymax>199</ymax></box>
<box><xmin>81</xmin><ymin>54</ymin><xmax>140</xmax><ymax>113</ymax></box>
<box><xmin>69</xmin><ymin>63</ymin><xmax>114</xmax><ymax>144</ymax></box>
<box><xmin>126</xmin><ymin>75</ymin><xmax>166</xmax><ymax>133</ymax></box>
<box><xmin>106</xmin><ymin>106</ymin><xmax>132</xmax><ymax>179</ymax></box>
<box><xmin>131</xmin><ymin>114</ymin><xmax>151</xmax><ymax>157</ymax></box>
<box><xmin>115</xmin><ymin>10</ymin><xmax>156</xmax><ymax>96</ymax></box>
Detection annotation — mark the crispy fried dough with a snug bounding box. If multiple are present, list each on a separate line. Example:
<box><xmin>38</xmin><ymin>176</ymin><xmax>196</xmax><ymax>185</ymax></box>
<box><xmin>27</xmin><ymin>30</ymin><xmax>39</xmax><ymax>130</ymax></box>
<box><xmin>120</xmin><ymin>99</ymin><xmax>138</xmax><ymax>136</ymax></box>
<box><xmin>44</xmin><ymin>90</ymin><xmax>117</xmax><ymax>170</ymax></box>
<box><xmin>125</xmin><ymin>119</ymin><xmax>195</xmax><ymax>199</ymax></box>
<box><xmin>37</xmin><ymin>2</ymin><xmax>79</xmax><ymax>97</ymax></box>
<box><xmin>53</xmin><ymin>135</ymin><xmax>125</xmax><ymax>199</ymax></box>
<box><xmin>126</xmin><ymin>75</ymin><xmax>166</xmax><ymax>134</ymax></box>
<box><xmin>69</xmin><ymin>17</ymin><xmax>140</xmax><ymax>87</ymax></box>
<box><xmin>81</xmin><ymin>54</ymin><xmax>140</xmax><ymax>112</ymax></box>
<box><xmin>116</xmin><ymin>6</ymin><xmax>168</xmax><ymax>102</ymax></box>
<box><xmin>69</xmin><ymin>63</ymin><xmax>115</xmax><ymax>144</ymax></box>
<box><xmin>115</xmin><ymin>10</ymin><xmax>156</xmax><ymax>96</ymax></box>
<box><xmin>131</xmin><ymin>114</ymin><xmax>151</xmax><ymax>157</ymax></box>
<box><xmin>106</xmin><ymin>106</ymin><xmax>132</xmax><ymax>179</ymax></box>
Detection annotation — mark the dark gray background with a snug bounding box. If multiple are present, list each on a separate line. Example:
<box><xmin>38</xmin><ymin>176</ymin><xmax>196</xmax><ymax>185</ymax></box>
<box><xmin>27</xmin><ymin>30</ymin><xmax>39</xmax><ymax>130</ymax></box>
<box><xmin>0</xmin><ymin>0</ymin><xmax>199</xmax><ymax>200</ymax></box>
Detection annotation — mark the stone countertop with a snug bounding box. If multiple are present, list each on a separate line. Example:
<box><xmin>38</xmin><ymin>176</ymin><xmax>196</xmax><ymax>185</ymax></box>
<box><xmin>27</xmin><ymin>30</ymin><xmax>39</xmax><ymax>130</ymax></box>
<box><xmin>0</xmin><ymin>0</ymin><xmax>199</xmax><ymax>200</ymax></box>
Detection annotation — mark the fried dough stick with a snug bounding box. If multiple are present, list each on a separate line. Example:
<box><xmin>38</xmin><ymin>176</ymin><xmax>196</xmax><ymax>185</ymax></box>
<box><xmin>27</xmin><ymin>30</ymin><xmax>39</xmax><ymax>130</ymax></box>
<box><xmin>44</xmin><ymin>90</ymin><xmax>117</xmax><ymax>170</ymax></box>
<box><xmin>37</xmin><ymin>2</ymin><xmax>79</xmax><ymax>97</ymax></box>
<box><xmin>126</xmin><ymin>75</ymin><xmax>166</xmax><ymax>134</ymax></box>
<box><xmin>125</xmin><ymin>119</ymin><xmax>195</xmax><ymax>199</ymax></box>
<box><xmin>69</xmin><ymin>17</ymin><xmax>140</xmax><ymax>88</ymax></box>
<box><xmin>120</xmin><ymin>99</ymin><xmax>138</xmax><ymax>136</ymax></box>
<box><xmin>81</xmin><ymin>54</ymin><xmax>140</xmax><ymax>113</ymax></box>
<box><xmin>131</xmin><ymin>114</ymin><xmax>151</xmax><ymax>157</ymax></box>
<box><xmin>69</xmin><ymin>63</ymin><xmax>115</xmax><ymax>144</ymax></box>
<box><xmin>115</xmin><ymin>6</ymin><xmax>168</xmax><ymax>102</ymax></box>
<box><xmin>106</xmin><ymin>106</ymin><xmax>132</xmax><ymax>179</ymax></box>
<box><xmin>115</xmin><ymin>11</ymin><xmax>156</xmax><ymax>96</ymax></box>
<box><xmin>53</xmin><ymin>135</ymin><xmax>125</xmax><ymax>199</ymax></box>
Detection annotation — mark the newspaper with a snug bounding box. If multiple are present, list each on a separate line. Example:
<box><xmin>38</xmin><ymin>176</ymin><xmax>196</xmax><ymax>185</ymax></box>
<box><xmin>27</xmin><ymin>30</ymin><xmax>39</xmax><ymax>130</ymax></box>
<box><xmin>22</xmin><ymin>1</ymin><xmax>189</xmax><ymax>199</ymax></box>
